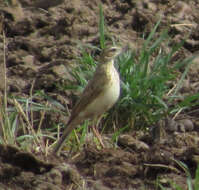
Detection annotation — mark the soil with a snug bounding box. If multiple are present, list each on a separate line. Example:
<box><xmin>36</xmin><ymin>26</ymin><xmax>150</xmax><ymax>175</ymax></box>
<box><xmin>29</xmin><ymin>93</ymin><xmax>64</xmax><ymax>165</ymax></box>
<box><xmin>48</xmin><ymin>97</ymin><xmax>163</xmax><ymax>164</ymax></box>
<box><xmin>0</xmin><ymin>0</ymin><xmax>199</xmax><ymax>189</ymax></box>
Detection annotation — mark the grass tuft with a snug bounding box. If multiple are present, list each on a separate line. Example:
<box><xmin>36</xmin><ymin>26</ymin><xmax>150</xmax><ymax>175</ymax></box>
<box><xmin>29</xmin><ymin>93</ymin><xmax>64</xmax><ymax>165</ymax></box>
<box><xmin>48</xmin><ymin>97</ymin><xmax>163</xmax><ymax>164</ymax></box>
<box><xmin>157</xmin><ymin>160</ymin><xmax>199</xmax><ymax>190</ymax></box>
<box><xmin>108</xmin><ymin>23</ymin><xmax>196</xmax><ymax>131</ymax></box>
<box><xmin>65</xmin><ymin>6</ymin><xmax>198</xmax><ymax>141</ymax></box>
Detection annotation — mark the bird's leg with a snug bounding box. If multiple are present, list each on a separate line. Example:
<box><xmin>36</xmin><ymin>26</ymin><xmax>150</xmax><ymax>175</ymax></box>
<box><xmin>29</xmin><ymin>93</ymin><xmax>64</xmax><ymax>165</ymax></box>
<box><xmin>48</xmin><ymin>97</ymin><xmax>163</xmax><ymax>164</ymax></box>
<box><xmin>92</xmin><ymin>126</ymin><xmax>105</xmax><ymax>148</ymax></box>
<box><xmin>91</xmin><ymin>116</ymin><xmax>105</xmax><ymax>148</ymax></box>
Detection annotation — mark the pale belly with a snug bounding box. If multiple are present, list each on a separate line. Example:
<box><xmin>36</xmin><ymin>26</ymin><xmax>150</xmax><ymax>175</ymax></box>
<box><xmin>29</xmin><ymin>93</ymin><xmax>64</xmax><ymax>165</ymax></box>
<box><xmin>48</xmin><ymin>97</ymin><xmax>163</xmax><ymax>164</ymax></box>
<box><xmin>79</xmin><ymin>68</ymin><xmax>120</xmax><ymax>119</ymax></box>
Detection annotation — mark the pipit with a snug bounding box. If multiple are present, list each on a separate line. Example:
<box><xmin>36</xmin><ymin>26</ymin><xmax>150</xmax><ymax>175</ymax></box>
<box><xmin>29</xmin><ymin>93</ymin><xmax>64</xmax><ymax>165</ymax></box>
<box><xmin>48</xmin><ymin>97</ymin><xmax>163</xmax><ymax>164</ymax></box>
<box><xmin>53</xmin><ymin>46</ymin><xmax>124</xmax><ymax>155</ymax></box>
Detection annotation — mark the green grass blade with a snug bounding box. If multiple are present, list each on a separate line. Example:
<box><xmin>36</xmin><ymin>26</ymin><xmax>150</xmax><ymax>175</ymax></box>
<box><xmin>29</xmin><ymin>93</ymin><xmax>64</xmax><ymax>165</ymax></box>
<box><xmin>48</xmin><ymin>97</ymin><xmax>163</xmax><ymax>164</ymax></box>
<box><xmin>99</xmin><ymin>4</ymin><xmax>105</xmax><ymax>49</ymax></box>
<box><xmin>170</xmin><ymin>181</ymin><xmax>184</xmax><ymax>190</ymax></box>
<box><xmin>187</xmin><ymin>176</ymin><xmax>193</xmax><ymax>190</ymax></box>
<box><xmin>144</xmin><ymin>18</ymin><xmax>161</xmax><ymax>47</ymax></box>
<box><xmin>194</xmin><ymin>165</ymin><xmax>199</xmax><ymax>190</ymax></box>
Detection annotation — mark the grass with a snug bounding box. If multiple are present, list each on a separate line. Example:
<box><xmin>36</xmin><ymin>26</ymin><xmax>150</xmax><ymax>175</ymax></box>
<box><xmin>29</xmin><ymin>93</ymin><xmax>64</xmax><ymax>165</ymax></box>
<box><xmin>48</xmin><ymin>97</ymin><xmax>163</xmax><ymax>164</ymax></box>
<box><xmin>53</xmin><ymin>6</ymin><xmax>199</xmax><ymax>151</ymax></box>
<box><xmin>0</xmin><ymin>92</ymin><xmax>62</xmax><ymax>153</ymax></box>
<box><xmin>158</xmin><ymin>161</ymin><xmax>199</xmax><ymax>190</ymax></box>
<box><xmin>0</xmin><ymin>32</ymin><xmax>64</xmax><ymax>152</ymax></box>
<box><xmin>0</xmin><ymin>3</ymin><xmax>198</xmax><ymax>190</ymax></box>
<box><xmin>111</xmin><ymin>23</ymin><xmax>198</xmax><ymax>131</ymax></box>
<box><xmin>0</xmin><ymin>4</ymin><xmax>198</xmax><ymax>153</ymax></box>
<box><xmin>68</xmin><ymin>12</ymin><xmax>198</xmax><ymax>141</ymax></box>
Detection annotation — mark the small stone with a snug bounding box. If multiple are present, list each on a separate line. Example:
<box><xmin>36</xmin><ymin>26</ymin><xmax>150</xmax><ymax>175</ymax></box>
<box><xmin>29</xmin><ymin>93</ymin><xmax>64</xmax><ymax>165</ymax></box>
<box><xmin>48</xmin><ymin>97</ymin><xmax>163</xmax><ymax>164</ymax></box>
<box><xmin>118</xmin><ymin>134</ymin><xmax>149</xmax><ymax>151</ymax></box>
<box><xmin>51</xmin><ymin>64</ymin><xmax>68</xmax><ymax>79</ymax></box>
<box><xmin>166</xmin><ymin>118</ymin><xmax>178</xmax><ymax>132</ymax></box>
<box><xmin>179</xmin><ymin>119</ymin><xmax>194</xmax><ymax>131</ymax></box>
<box><xmin>22</xmin><ymin>55</ymin><xmax>35</xmax><ymax>65</ymax></box>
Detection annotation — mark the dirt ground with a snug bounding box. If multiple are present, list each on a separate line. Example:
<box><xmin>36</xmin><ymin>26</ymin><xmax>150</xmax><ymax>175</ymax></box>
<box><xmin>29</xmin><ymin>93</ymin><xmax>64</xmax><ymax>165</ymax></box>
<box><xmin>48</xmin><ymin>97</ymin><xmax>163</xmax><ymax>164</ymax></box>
<box><xmin>0</xmin><ymin>0</ymin><xmax>199</xmax><ymax>189</ymax></box>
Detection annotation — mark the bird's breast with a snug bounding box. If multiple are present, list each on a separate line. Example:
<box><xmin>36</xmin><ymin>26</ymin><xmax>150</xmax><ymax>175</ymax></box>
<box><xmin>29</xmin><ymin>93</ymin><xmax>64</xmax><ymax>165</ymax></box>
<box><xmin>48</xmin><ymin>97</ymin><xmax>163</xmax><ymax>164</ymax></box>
<box><xmin>84</xmin><ymin>64</ymin><xmax>120</xmax><ymax>117</ymax></box>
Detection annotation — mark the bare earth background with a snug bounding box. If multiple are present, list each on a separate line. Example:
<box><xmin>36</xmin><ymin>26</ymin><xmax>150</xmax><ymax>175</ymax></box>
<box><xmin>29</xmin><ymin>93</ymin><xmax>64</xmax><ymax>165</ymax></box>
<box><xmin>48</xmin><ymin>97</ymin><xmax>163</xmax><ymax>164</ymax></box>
<box><xmin>0</xmin><ymin>0</ymin><xmax>199</xmax><ymax>189</ymax></box>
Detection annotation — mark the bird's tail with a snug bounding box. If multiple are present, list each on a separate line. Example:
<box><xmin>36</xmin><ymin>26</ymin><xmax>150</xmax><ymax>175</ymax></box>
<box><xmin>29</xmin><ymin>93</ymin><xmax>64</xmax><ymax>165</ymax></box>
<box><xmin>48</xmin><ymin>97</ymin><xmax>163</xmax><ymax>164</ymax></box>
<box><xmin>52</xmin><ymin>120</ymin><xmax>76</xmax><ymax>155</ymax></box>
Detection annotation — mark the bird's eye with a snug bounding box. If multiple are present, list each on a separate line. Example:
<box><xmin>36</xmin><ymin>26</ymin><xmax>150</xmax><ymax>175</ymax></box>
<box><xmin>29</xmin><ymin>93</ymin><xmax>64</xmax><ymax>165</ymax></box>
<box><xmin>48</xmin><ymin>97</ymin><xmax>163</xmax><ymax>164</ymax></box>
<box><xmin>109</xmin><ymin>47</ymin><xmax>118</xmax><ymax>52</ymax></box>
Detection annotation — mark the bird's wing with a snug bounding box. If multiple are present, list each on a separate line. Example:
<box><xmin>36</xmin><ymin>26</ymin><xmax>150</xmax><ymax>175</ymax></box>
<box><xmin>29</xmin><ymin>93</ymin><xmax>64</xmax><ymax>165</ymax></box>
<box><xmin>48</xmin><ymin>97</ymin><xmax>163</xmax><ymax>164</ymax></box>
<box><xmin>68</xmin><ymin>65</ymin><xmax>108</xmax><ymax>123</ymax></box>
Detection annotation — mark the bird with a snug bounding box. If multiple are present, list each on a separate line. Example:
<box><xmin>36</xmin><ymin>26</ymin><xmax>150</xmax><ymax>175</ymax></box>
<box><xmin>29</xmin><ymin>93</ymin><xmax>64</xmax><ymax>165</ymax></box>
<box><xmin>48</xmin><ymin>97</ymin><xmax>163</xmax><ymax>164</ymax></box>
<box><xmin>53</xmin><ymin>45</ymin><xmax>125</xmax><ymax>155</ymax></box>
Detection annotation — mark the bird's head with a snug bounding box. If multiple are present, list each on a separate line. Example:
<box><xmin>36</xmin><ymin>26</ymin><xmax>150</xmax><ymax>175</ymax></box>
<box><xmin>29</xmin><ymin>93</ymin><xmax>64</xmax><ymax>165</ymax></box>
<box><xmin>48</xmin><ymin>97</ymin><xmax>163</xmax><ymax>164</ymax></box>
<box><xmin>100</xmin><ymin>46</ymin><xmax>124</xmax><ymax>63</ymax></box>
